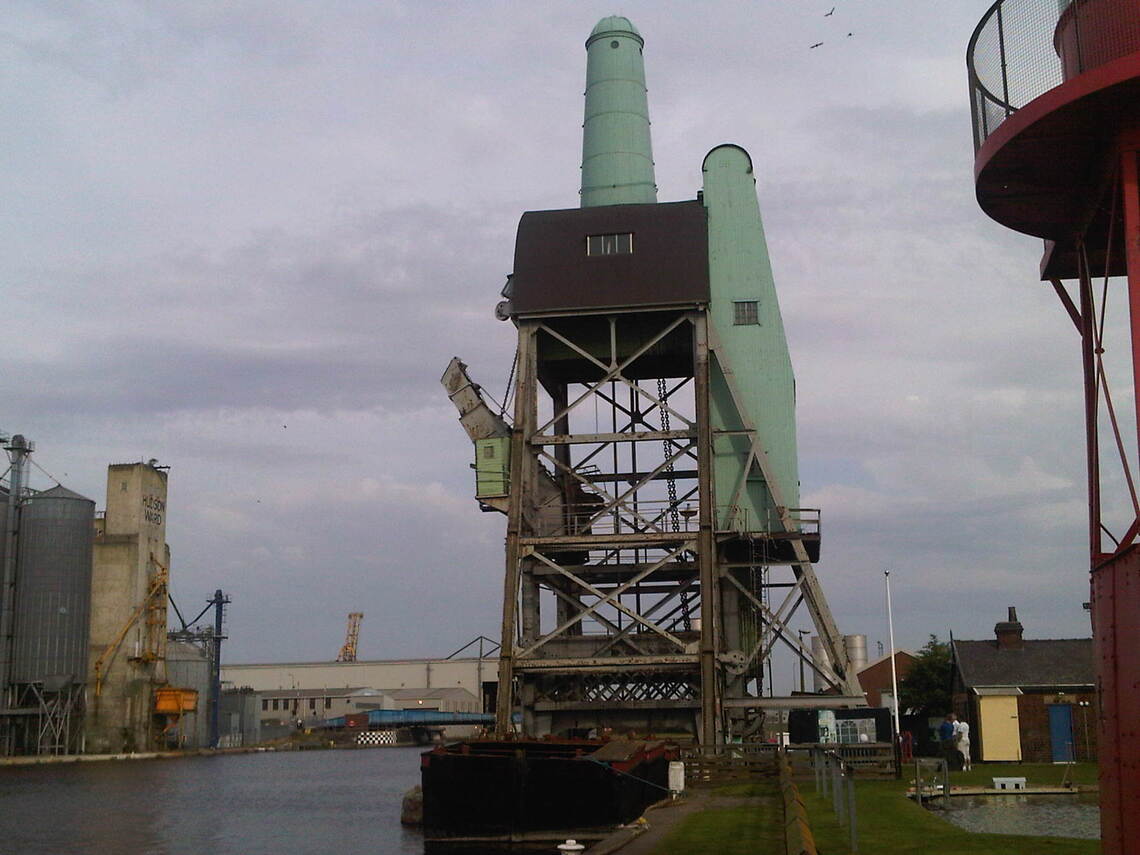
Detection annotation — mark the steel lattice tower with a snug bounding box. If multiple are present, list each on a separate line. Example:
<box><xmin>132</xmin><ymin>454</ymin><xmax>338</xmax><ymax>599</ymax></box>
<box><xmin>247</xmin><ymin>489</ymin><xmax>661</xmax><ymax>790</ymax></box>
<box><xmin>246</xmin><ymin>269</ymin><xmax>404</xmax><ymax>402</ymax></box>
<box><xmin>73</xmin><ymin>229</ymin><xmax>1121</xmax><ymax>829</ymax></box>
<box><xmin>445</xmin><ymin>17</ymin><xmax>860</xmax><ymax>745</ymax></box>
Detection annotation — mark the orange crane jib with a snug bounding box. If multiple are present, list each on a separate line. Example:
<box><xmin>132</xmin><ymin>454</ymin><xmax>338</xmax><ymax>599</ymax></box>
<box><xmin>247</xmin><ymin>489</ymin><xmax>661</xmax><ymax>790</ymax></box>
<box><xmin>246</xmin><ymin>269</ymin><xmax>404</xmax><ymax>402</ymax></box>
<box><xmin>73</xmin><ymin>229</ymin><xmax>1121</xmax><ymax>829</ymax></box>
<box><xmin>337</xmin><ymin>612</ymin><xmax>363</xmax><ymax>662</ymax></box>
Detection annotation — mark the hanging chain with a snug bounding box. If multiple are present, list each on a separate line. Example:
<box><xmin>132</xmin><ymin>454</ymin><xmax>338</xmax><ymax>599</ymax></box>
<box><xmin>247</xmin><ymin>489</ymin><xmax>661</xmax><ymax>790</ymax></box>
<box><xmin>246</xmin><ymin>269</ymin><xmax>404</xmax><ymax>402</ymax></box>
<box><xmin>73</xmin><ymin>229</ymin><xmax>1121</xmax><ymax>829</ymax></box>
<box><xmin>659</xmin><ymin>378</ymin><xmax>691</xmax><ymax>632</ymax></box>
<box><xmin>658</xmin><ymin>378</ymin><xmax>680</xmax><ymax>531</ymax></box>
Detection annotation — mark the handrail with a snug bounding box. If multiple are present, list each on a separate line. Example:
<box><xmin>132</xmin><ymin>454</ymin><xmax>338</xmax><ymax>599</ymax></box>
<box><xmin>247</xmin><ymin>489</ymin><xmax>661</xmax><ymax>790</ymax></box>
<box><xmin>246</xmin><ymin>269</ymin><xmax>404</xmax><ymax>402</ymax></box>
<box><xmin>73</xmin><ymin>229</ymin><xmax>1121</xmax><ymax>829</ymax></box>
<box><xmin>967</xmin><ymin>0</ymin><xmax>1140</xmax><ymax>152</ymax></box>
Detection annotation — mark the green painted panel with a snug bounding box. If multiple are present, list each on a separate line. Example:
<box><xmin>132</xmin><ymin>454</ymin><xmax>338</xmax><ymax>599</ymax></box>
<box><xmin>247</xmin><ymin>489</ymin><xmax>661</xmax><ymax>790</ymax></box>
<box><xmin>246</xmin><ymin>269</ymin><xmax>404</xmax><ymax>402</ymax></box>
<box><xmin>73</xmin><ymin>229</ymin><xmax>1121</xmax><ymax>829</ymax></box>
<box><xmin>702</xmin><ymin>145</ymin><xmax>800</xmax><ymax>533</ymax></box>
<box><xmin>580</xmin><ymin>17</ymin><xmax>657</xmax><ymax>207</ymax></box>
<box><xmin>474</xmin><ymin>437</ymin><xmax>511</xmax><ymax>498</ymax></box>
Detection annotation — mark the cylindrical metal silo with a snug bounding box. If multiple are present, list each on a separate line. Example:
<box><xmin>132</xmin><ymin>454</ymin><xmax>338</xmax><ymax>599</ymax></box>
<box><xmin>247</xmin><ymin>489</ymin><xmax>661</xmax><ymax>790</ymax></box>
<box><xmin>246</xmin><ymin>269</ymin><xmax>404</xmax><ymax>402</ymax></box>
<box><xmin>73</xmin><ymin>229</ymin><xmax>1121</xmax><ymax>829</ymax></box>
<box><xmin>844</xmin><ymin>634</ymin><xmax>868</xmax><ymax>674</ymax></box>
<box><xmin>10</xmin><ymin>485</ymin><xmax>95</xmax><ymax>685</ymax></box>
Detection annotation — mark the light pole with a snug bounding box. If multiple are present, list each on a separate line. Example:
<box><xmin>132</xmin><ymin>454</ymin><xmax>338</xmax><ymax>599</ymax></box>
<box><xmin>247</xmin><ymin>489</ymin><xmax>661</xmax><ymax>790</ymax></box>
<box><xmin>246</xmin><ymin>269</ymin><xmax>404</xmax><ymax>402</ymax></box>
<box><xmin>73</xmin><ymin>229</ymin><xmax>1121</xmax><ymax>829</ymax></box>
<box><xmin>885</xmin><ymin>571</ymin><xmax>901</xmax><ymax>740</ymax></box>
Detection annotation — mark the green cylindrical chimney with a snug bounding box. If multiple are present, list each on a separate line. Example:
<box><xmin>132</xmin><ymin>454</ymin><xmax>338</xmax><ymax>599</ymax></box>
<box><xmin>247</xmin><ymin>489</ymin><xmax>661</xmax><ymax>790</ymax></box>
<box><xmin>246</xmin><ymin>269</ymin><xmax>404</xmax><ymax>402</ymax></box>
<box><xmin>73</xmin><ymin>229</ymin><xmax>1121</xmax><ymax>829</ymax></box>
<box><xmin>580</xmin><ymin>17</ymin><xmax>657</xmax><ymax>207</ymax></box>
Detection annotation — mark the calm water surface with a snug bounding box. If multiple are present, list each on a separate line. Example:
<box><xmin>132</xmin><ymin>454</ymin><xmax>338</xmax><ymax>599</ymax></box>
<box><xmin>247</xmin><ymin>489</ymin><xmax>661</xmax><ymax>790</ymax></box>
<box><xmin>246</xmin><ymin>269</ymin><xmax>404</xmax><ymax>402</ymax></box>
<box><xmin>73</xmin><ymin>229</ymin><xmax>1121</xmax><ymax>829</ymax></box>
<box><xmin>936</xmin><ymin>793</ymin><xmax>1100</xmax><ymax>839</ymax></box>
<box><xmin>0</xmin><ymin>747</ymin><xmax>426</xmax><ymax>854</ymax></box>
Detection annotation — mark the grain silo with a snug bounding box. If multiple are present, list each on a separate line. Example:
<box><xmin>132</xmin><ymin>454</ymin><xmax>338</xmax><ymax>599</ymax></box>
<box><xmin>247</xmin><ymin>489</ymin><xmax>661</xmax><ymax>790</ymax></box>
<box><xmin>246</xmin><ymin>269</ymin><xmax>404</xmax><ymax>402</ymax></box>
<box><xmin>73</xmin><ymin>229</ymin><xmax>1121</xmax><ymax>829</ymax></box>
<box><xmin>844</xmin><ymin>634</ymin><xmax>868</xmax><ymax>675</ymax></box>
<box><xmin>8</xmin><ymin>485</ymin><xmax>95</xmax><ymax>755</ymax></box>
<box><xmin>11</xmin><ymin>486</ymin><xmax>95</xmax><ymax>684</ymax></box>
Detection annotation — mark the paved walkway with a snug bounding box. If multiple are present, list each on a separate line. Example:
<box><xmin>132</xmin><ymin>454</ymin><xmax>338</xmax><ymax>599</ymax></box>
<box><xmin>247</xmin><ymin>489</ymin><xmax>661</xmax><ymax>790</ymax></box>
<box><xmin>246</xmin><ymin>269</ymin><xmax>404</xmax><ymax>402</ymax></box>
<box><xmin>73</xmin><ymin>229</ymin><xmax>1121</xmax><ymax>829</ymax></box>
<box><xmin>590</xmin><ymin>792</ymin><xmax>770</xmax><ymax>855</ymax></box>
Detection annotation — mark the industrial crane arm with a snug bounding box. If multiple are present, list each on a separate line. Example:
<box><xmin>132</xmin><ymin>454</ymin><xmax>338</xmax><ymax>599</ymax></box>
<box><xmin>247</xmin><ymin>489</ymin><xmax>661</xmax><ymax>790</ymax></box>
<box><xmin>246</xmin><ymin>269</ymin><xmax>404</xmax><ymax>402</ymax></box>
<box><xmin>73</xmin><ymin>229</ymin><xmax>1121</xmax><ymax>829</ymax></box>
<box><xmin>93</xmin><ymin>557</ymin><xmax>168</xmax><ymax>697</ymax></box>
<box><xmin>337</xmin><ymin>612</ymin><xmax>363</xmax><ymax>662</ymax></box>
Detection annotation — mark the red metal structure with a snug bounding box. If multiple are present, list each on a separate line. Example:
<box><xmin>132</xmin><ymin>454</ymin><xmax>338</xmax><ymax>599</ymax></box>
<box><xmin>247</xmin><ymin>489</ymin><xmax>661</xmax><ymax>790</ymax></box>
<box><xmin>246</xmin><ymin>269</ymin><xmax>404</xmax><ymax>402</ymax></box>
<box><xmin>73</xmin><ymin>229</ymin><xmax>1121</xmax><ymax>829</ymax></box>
<box><xmin>968</xmin><ymin>2</ymin><xmax>1140</xmax><ymax>849</ymax></box>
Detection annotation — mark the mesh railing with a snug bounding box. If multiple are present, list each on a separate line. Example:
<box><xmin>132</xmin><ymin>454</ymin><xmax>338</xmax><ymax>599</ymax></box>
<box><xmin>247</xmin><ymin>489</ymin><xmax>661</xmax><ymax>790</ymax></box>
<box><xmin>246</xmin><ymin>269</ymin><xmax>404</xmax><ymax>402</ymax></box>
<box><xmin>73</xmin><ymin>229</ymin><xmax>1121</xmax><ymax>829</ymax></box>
<box><xmin>968</xmin><ymin>0</ymin><xmax>1140</xmax><ymax>152</ymax></box>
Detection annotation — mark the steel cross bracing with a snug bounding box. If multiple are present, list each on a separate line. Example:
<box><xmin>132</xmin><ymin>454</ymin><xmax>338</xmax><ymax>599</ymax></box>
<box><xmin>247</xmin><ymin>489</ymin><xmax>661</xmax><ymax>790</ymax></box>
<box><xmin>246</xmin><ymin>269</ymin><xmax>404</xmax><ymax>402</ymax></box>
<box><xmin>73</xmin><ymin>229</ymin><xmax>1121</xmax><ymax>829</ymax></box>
<box><xmin>493</xmin><ymin>308</ymin><xmax>858</xmax><ymax>742</ymax></box>
<box><xmin>705</xmin><ymin>322</ymin><xmax>858</xmax><ymax>700</ymax></box>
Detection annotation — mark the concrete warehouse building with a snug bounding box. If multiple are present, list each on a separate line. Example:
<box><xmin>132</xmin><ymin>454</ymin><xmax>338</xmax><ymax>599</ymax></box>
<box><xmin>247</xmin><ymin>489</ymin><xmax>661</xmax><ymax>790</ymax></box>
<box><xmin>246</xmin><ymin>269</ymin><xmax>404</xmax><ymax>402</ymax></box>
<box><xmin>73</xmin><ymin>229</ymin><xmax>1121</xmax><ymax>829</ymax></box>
<box><xmin>222</xmin><ymin>657</ymin><xmax>497</xmax><ymax>715</ymax></box>
<box><xmin>254</xmin><ymin>685</ymin><xmax>482</xmax><ymax>734</ymax></box>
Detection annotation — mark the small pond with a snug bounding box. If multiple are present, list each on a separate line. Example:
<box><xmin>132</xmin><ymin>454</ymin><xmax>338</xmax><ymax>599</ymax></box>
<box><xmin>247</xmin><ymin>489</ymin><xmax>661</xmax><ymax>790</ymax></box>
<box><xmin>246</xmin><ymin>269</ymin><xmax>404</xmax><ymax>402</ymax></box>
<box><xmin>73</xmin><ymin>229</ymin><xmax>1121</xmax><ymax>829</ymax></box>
<box><xmin>931</xmin><ymin>793</ymin><xmax>1100</xmax><ymax>839</ymax></box>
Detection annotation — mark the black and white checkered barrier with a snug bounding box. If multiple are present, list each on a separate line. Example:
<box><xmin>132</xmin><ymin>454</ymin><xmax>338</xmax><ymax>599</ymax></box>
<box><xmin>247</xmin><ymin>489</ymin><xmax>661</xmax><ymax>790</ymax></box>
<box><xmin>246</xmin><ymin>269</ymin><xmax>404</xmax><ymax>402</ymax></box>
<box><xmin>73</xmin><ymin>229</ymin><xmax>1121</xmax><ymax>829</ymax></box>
<box><xmin>356</xmin><ymin>730</ymin><xmax>398</xmax><ymax>746</ymax></box>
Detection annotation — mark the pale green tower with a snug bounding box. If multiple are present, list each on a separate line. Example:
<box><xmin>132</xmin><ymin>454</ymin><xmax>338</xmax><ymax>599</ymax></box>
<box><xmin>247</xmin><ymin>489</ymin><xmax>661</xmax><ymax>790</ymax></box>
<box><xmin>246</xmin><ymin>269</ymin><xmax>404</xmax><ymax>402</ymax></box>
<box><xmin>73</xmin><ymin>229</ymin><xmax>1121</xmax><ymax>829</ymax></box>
<box><xmin>703</xmin><ymin>144</ymin><xmax>800</xmax><ymax>530</ymax></box>
<box><xmin>580</xmin><ymin>16</ymin><xmax>657</xmax><ymax>207</ymax></box>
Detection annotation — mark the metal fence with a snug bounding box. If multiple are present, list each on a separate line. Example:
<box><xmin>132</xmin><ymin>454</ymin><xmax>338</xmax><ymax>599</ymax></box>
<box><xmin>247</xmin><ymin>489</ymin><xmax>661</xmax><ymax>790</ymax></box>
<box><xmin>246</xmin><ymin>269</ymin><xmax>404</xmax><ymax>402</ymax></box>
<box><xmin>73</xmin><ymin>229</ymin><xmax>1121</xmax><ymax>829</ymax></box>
<box><xmin>680</xmin><ymin>742</ymin><xmax>780</xmax><ymax>785</ymax></box>
<box><xmin>807</xmin><ymin>748</ymin><xmax>859</xmax><ymax>853</ymax></box>
<box><xmin>968</xmin><ymin>0</ymin><xmax>1140</xmax><ymax>151</ymax></box>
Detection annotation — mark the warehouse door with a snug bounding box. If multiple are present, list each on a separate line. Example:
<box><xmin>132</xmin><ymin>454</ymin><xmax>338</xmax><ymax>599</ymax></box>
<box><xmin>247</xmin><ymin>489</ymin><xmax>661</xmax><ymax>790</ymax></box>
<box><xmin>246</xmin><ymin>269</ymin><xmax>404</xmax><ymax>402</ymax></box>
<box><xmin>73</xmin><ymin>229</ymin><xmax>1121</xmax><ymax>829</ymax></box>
<box><xmin>979</xmin><ymin>694</ymin><xmax>1022</xmax><ymax>761</ymax></box>
<box><xmin>1049</xmin><ymin>704</ymin><xmax>1074</xmax><ymax>763</ymax></box>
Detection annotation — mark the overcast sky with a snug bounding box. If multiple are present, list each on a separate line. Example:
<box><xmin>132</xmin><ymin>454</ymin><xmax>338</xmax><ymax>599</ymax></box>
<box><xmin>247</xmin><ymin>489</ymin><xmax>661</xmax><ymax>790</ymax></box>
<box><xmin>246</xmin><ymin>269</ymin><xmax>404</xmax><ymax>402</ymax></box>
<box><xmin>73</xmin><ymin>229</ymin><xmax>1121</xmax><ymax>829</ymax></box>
<box><xmin>2</xmin><ymin>1</ymin><xmax>1107</xmax><ymax>681</ymax></box>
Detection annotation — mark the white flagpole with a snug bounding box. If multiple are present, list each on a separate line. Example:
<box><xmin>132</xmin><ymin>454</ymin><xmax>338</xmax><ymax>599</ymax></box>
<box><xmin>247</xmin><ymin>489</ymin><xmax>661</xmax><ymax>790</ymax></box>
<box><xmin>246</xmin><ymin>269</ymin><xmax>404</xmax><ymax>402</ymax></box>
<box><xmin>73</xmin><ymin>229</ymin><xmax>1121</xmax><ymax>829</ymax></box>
<box><xmin>885</xmin><ymin>570</ymin><xmax>901</xmax><ymax>738</ymax></box>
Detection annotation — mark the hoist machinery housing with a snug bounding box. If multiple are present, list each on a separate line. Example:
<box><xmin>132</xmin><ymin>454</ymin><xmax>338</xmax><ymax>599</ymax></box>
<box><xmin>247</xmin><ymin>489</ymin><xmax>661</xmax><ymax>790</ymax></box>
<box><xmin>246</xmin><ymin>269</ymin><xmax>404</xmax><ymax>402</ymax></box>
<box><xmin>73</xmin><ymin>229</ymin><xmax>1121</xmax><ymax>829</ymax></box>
<box><xmin>443</xmin><ymin>16</ymin><xmax>860</xmax><ymax>744</ymax></box>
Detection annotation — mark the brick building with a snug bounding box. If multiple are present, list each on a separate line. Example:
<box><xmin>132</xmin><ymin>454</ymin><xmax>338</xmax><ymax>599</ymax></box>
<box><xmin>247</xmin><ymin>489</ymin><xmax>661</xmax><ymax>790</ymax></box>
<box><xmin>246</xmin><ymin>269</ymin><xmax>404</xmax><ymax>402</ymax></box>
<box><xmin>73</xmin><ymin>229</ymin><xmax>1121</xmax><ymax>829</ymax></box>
<box><xmin>951</xmin><ymin>608</ymin><xmax>1096</xmax><ymax>763</ymax></box>
<box><xmin>857</xmin><ymin>650</ymin><xmax>918</xmax><ymax>708</ymax></box>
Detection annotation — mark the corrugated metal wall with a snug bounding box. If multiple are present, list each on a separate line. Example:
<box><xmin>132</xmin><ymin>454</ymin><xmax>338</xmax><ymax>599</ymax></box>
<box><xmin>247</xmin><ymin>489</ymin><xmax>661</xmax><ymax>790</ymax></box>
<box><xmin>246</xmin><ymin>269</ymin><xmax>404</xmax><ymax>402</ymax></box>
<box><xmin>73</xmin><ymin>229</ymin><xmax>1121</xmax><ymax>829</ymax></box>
<box><xmin>166</xmin><ymin>641</ymin><xmax>211</xmax><ymax>748</ymax></box>
<box><xmin>10</xmin><ymin>486</ymin><xmax>94</xmax><ymax>685</ymax></box>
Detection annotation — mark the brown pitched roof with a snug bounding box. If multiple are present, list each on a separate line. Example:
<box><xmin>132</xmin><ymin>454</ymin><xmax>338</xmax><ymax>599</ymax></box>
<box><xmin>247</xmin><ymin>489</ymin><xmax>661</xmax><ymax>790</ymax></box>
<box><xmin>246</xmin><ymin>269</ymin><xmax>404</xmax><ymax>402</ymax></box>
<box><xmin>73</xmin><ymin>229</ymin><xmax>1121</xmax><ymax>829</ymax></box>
<box><xmin>953</xmin><ymin>638</ymin><xmax>1094</xmax><ymax>688</ymax></box>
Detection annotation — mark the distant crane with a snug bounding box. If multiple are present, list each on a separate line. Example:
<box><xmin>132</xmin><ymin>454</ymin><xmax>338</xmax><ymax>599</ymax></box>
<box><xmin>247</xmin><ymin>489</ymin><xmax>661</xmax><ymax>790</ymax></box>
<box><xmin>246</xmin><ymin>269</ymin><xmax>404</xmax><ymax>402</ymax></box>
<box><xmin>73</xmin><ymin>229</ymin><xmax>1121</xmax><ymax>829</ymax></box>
<box><xmin>337</xmin><ymin>612</ymin><xmax>363</xmax><ymax>662</ymax></box>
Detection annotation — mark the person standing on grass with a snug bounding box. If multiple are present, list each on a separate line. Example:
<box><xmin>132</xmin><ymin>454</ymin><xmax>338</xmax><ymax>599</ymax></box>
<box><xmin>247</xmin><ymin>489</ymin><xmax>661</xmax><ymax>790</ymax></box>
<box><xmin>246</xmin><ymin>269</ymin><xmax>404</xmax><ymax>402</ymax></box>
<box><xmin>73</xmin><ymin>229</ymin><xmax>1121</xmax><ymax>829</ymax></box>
<box><xmin>954</xmin><ymin>717</ymin><xmax>972</xmax><ymax>771</ymax></box>
<box><xmin>939</xmin><ymin>713</ymin><xmax>956</xmax><ymax>745</ymax></box>
<box><xmin>939</xmin><ymin>713</ymin><xmax>958</xmax><ymax>768</ymax></box>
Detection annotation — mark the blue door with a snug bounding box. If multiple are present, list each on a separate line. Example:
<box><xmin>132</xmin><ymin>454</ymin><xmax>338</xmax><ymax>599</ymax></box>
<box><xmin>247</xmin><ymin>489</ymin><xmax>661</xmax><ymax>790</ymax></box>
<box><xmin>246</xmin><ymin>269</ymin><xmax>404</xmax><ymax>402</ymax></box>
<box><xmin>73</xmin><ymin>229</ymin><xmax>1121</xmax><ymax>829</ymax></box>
<box><xmin>1049</xmin><ymin>704</ymin><xmax>1074</xmax><ymax>763</ymax></box>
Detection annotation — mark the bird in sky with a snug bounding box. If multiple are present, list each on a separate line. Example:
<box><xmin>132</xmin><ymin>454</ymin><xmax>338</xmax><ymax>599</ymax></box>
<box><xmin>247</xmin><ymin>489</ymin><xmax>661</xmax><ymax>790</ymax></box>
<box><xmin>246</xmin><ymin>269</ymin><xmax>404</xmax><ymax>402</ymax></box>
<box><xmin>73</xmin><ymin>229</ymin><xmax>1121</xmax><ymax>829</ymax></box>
<box><xmin>810</xmin><ymin>41</ymin><xmax>824</xmax><ymax>49</ymax></box>
<box><xmin>824</xmin><ymin>7</ymin><xmax>835</xmax><ymax>16</ymax></box>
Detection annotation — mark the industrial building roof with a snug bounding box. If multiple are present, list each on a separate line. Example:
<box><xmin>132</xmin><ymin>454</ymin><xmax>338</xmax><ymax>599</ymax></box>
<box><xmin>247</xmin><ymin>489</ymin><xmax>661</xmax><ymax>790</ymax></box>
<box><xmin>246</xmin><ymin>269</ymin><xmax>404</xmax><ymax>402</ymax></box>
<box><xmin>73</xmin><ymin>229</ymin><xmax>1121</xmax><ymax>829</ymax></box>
<box><xmin>260</xmin><ymin>687</ymin><xmax>368</xmax><ymax>699</ymax></box>
<box><xmin>952</xmin><ymin>638</ymin><xmax>1094</xmax><ymax>688</ymax></box>
<box><xmin>31</xmin><ymin>484</ymin><xmax>93</xmax><ymax>502</ymax></box>
<box><xmin>381</xmin><ymin>687</ymin><xmax>477</xmax><ymax>701</ymax></box>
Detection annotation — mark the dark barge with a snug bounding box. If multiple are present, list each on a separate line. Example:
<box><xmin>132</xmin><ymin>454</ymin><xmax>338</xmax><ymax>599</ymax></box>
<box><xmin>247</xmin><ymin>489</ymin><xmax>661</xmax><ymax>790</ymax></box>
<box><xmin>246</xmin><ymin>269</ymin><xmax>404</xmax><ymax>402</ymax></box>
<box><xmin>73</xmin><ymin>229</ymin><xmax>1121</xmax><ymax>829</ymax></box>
<box><xmin>420</xmin><ymin>739</ymin><xmax>675</xmax><ymax>842</ymax></box>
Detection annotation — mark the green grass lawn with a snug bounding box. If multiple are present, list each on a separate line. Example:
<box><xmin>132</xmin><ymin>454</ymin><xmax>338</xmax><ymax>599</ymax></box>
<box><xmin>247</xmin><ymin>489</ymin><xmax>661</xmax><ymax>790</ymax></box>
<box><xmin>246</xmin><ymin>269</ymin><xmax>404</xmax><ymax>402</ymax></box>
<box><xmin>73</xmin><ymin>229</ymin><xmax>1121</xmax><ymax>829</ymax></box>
<box><xmin>939</xmin><ymin>761</ymin><xmax>1099</xmax><ymax>788</ymax></box>
<box><xmin>647</xmin><ymin>764</ymin><xmax>1100</xmax><ymax>855</ymax></box>
<box><xmin>804</xmin><ymin>762</ymin><xmax>1099</xmax><ymax>855</ymax></box>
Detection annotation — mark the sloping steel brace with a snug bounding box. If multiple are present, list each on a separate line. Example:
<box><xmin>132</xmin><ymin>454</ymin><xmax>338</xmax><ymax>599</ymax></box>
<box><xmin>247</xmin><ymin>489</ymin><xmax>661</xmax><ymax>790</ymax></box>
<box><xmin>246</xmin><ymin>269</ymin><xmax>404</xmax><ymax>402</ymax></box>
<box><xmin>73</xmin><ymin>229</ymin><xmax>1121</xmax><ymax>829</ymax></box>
<box><xmin>565</xmin><ymin>385</ymin><xmax>695</xmax><ymax>475</ymax></box>
<box><xmin>534</xmin><ymin>316</ymin><xmax>694</xmax><ymax>435</ymax></box>
<box><xmin>544</xmin><ymin>582</ymin><xmax>652</xmax><ymax>656</ymax></box>
<box><xmin>706</xmin><ymin>323</ymin><xmax>857</xmax><ymax>693</ymax></box>
<box><xmin>538</xmin><ymin>441</ymin><xmax>696</xmax><ymax>533</ymax></box>
<box><xmin>723</xmin><ymin>572</ymin><xmax>845</xmax><ymax>689</ymax></box>
<box><xmin>592</xmin><ymin>377</ymin><xmax>692</xmax><ymax>431</ymax></box>
<box><xmin>595</xmin><ymin>575</ymin><xmax>700</xmax><ymax>656</ymax></box>
<box><xmin>1082</xmin><ymin>234</ymin><xmax>1140</xmax><ymax>518</ymax></box>
<box><xmin>517</xmin><ymin>544</ymin><xmax>694</xmax><ymax>657</ymax></box>
<box><xmin>736</xmin><ymin>577</ymin><xmax>804</xmax><ymax>670</ymax></box>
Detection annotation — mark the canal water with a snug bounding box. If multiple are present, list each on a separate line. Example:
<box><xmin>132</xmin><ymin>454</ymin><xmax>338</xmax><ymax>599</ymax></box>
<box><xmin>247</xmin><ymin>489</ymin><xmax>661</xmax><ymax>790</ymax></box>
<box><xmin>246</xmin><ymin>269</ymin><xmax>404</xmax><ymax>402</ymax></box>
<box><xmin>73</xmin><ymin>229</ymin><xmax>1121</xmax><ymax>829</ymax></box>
<box><xmin>936</xmin><ymin>793</ymin><xmax>1100</xmax><ymax>839</ymax></box>
<box><xmin>0</xmin><ymin>748</ymin><xmax>427</xmax><ymax>854</ymax></box>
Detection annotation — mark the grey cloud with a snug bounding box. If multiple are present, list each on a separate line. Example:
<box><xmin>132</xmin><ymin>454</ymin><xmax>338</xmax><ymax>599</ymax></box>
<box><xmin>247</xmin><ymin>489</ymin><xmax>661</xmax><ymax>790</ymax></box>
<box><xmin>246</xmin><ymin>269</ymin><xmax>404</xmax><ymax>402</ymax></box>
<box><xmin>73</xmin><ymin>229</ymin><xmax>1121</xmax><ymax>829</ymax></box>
<box><xmin>3</xmin><ymin>1</ymin><xmax>1100</xmax><ymax>668</ymax></box>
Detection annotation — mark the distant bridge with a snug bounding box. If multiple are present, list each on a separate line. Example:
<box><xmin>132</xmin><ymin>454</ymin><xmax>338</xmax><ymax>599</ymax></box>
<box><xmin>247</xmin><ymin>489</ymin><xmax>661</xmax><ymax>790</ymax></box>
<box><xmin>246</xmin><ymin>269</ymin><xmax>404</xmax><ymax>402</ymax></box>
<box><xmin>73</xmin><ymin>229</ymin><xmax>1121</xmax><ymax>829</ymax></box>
<box><xmin>321</xmin><ymin>709</ymin><xmax>494</xmax><ymax>729</ymax></box>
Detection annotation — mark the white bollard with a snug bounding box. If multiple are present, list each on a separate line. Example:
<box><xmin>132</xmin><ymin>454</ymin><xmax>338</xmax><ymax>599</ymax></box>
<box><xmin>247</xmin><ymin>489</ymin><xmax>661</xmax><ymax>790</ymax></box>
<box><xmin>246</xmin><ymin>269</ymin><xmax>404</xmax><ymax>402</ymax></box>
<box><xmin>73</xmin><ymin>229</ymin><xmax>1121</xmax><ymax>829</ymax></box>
<box><xmin>668</xmin><ymin>760</ymin><xmax>686</xmax><ymax>797</ymax></box>
<box><xmin>557</xmin><ymin>840</ymin><xmax>586</xmax><ymax>853</ymax></box>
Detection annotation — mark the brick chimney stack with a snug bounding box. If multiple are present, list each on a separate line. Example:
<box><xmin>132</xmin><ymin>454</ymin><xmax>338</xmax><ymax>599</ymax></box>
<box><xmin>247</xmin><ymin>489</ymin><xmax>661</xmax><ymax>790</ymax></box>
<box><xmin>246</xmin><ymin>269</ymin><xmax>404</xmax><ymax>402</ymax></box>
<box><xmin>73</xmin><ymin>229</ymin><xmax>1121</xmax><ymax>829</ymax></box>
<box><xmin>994</xmin><ymin>606</ymin><xmax>1024</xmax><ymax>649</ymax></box>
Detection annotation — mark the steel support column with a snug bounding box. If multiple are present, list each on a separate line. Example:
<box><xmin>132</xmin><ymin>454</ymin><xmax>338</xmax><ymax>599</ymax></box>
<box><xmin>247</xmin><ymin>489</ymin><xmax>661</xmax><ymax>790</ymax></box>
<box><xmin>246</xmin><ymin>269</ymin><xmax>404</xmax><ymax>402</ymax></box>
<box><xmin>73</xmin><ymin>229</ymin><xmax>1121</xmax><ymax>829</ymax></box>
<box><xmin>495</xmin><ymin>324</ymin><xmax>536</xmax><ymax>736</ymax></box>
<box><xmin>1090</xmin><ymin>141</ymin><xmax>1140</xmax><ymax>851</ymax></box>
<box><xmin>694</xmin><ymin>312</ymin><xmax>720</xmax><ymax>745</ymax></box>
